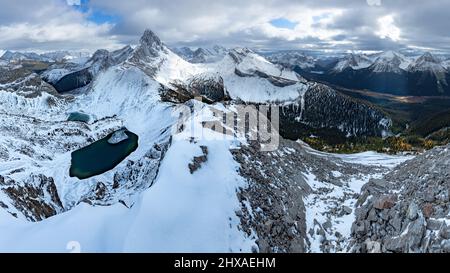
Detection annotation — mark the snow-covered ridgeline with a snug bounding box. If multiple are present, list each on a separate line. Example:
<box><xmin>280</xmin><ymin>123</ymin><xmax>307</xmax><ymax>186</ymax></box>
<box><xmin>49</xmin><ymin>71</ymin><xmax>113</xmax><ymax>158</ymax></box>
<box><xmin>0</xmin><ymin>99</ymin><xmax>257</xmax><ymax>252</ymax></box>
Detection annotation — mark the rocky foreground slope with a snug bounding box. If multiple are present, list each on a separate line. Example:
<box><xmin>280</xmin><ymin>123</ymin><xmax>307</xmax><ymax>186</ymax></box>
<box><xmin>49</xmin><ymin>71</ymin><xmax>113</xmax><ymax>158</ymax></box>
<box><xmin>351</xmin><ymin>144</ymin><xmax>450</xmax><ymax>253</ymax></box>
<box><xmin>230</xmin><ymin>137</ymin><xmax>410</xmax><ymax>253</ymax></box>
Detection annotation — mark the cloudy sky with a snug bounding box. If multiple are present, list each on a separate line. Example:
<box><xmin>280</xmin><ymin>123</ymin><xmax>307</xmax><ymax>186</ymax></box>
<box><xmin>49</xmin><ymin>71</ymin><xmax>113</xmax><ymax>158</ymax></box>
<box><xmin>0</xmin><ymin>0</ymin><xmax>449</xmax><ymax>53</ymax></box>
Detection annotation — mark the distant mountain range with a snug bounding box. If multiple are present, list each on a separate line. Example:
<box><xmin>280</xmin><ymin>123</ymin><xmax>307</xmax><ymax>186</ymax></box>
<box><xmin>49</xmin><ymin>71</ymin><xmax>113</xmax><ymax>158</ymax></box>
<box><xmin>4</xmin><ymin>44</ymin><xmax>450</xmax><ymax>97</ymax></box>
<box><xmin>268</xmin><ymin>50</ymin><xmax>450</xmax><ymax>96</ymax></box>
<box><xmin>171</xmin><ymin>45</ymin><xmax>228</xmax><ymax>63</ymax></box>
<box><xmin>0</xmin><ymin>50</ymin><xmax>91</xmax><ymax>64</ymax></box>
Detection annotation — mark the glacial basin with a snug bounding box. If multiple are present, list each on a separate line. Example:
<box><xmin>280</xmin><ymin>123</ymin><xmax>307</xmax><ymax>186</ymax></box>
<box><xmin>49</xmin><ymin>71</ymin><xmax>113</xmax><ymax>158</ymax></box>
<box><xmin>69</xmin><ymin>129</ymin><xmax>139</xmax><ymax>180</ymax></box>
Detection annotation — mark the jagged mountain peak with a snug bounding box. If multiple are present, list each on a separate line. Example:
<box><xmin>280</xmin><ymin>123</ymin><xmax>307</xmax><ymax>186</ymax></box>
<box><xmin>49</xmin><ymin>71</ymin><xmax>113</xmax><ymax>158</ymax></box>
<box><xmin>90</xmin><ymin>49</ymin><xmax>110</xmax><ymax>60</ymax></box>
<box><xmin>408</xmin><ymin>51</ymin><xmax>445</xmax><ymax>73</ymax></box>
<box><xmin>0</xmin><ymin>50</ymin><xmax>14</xmax><ymax>59</ymax></box>
<box><xmin>111</xmin><ymin>45</ymin><xmax>133</xmax><ymax>62</ymax></box>
<box><xmin>374</xmin><ymin>50</ymin><xmax>406</xmax><ymax>61</ymax></box>
<box><xmin>212</xmin><ymin>45</ymin><xmax>227</xmax><ymax>53</ymax></box>
<box><xmin>230</xmin><ymin>47</ymin><xmax>254</xmax><ymax>55</ymax></box>
<box><xmin>129</xmin><ymin>29</ymin><xmax>169</xmax><ymax>64</ymax></box>
<box><xmin>87</xmin><ymin>46</ymin><xmax>133</xmax><ymax>67</ymax></box>
<box><xmin>378</xmin><ymin>50</ymin><xmax>400</xmax><ymax>58</ymax></box>
<box><xmin>266</xmin><ymin>50</ymin><xmax>316</xmax><ymax>70</ymax></box>
<box><xmin>332</xmin><ymin>53</ymin><xmax>372</xmax><ymax>72</ymax></box>
<box><xmin>227</xmin><ymin>47</ymin><xmax>257</xmax><ymax>64</ymax></box>
<box><xmin>172</xmin><ymin>45</ymin><xmax>229</xmax><ymax>63</ymax></box>
<box><xmin>0</xmin><ymin>50</ymin><xmax>49</xmax><ymax>62</ymax></box>
<box><xmin>194</xmin><ymin>47</ymin><xmax>208</xmax><ymax>54</ymax></box>
<box><xmin>416</xmin><ymin>52</ymin><xmax>440</xmax><ymax>64</ymax></box>
<box><xmin>140</xmin><ymin>29</ymin><xmax>165</xmax><ymax>50</ymax></box>
<box><xmin>369</xmin><ymin>51</ymin><xmax>410</xmax><ymax>73</ymax></box>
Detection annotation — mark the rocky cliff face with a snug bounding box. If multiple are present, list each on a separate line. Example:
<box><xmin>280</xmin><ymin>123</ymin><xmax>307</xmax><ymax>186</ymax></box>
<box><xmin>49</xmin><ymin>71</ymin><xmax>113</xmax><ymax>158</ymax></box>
<box><xmin>0</xmin><ymin>174</ymin><xmax>63</xmax><ymax>221</ymax></box>
<box><xmin>160</xmin><ymin>74</ymin><xmax>230</xmax><ymax>104</ymax></box>
<box><xmin>231</xmin><ymin>140</ymin><xmax>308</xmax><ymax>253</ymax></box>
<box><xmin>127</xmin><ymin>29</ymin><xmax>169</xmax><ymax>77</ymax></box>
<box><xmin>351</xmin><ymin>144</ymin><xmax>450</xmax><ymax>253</ymax></box>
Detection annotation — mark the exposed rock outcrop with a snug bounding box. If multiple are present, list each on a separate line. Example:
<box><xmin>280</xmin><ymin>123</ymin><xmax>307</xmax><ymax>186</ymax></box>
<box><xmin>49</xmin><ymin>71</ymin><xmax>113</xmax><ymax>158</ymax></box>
<box><xmin>160</xmin><ymin>75</ymin><xmax>230</xmax><ymax>104</ymax></box>
<box><xmin>0</xmin><ymin>174</ymin><xmax>64</xmax><ymax>221</ymax></box>
<box><xmin>231</xmin><ymin>139</ymin><xmax>390</xmax><ymax>253</ymax></box>
<box><xmin>188</xmin><ymin>146</ymin><xmax>208</xmax><ymax>174</ymax></box>
<box><xmin>351</xmin><ymin>144</ymin><xmax>450</xmax><ymax>253</ymax></box>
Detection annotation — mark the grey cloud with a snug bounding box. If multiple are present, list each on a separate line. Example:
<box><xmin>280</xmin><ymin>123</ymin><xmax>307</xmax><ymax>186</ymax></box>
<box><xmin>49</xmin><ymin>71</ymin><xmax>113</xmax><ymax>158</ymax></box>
<box><xmin>0</xmin><ymin>0</ymin><xmax>449</xmax><ymax>52</ymax></box>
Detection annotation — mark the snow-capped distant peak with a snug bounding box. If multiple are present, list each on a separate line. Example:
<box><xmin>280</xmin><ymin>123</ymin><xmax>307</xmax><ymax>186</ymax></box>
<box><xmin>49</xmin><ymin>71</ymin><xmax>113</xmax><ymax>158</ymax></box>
<box><xmin>442</xmin><ymin>59</ymin><xmax>450</xmax><ymax>70</ymax></box>
<box><xmin>223</xmin><ymin>47</ymin><xmax>286</xmax><ymax>76</ymax></box>
<box><xmin>41</xmin><ymin>51</ymin><xmax>92</xmax><ymax>63</ymax></box>
<box><xmin>0</xmin><ymin>50</ymin><xmax>92</xmax><ymax>64</ymax></box>
<box><xmin>172</xmin><ymin>45</ymin><xmax>229</xmax><ymax>64</ymax></box>
<box><xmin>332</xmin><ymin>53</ymin><xmax>372</xmax><ymax>72</ymax></box>
<box><xmin>266</xmin><ymin>51</ymin><xmax>316</xmax><ymax>70</ymax></box>
<box><xmin>369</xmin><ymin>51</ymin><xmax>411</xmax><ymax>73</ymax></box>
<box><xmin>408</xmin><ymin>52</ymin><xmax>446</xmax><ymax>73</ymax></box>
<box><xmin>0</xmin><ymin>50</ymin><xmax>51</xmax><ymax>62</ymax></box>
<box><xmin>227</xmin><ymin>47</ymin><xmax>255</xmax><ymax>63</ymax></box>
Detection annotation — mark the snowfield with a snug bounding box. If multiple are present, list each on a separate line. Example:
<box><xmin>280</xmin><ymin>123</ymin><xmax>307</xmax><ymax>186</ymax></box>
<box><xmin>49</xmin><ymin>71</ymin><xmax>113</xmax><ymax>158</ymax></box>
<box><xmin>0</xmin><ymin>140</ymin><xmax>255</xmax><ymax>252</ymax></box>
<box><xmin>0</xmin><ymin>100</ymin><xmax>257</xmax><ymax>252</ymax></box>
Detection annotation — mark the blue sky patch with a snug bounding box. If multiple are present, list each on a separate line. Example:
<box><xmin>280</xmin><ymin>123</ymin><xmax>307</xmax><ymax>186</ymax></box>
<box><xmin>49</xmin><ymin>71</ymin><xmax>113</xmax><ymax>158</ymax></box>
<box><xmin>67</xmin><ymin>0</ymin><xmax>120</xmax><ymax>24</ymax></box>
<box><xmin>87</xmin><ymin>10</ymin><xmax>120</xmax><ymax>24</ymax></box>
<box><xmin>270</xmin><ymin>18</ymin><xmax>298</xmax><ymax>30</ymax></box>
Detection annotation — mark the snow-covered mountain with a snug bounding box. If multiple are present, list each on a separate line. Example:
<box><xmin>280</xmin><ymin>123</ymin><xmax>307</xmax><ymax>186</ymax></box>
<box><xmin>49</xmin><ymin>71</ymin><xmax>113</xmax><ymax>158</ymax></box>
<box><xmin>0</xmin><ymin>50</ymin><xmax>91</xmax><ymax>63</ymax></box>
<box><xmin>4</xmin><ymin>29</ymin><xmax>441</xmax><ymax>254</ymax></box>
<box><xmin>266</xmin><ymin>51</ymin><xmax>316</xmax><ymax>70</ymax></box>
<box><xmin>0</xmin><ymin>50</ymin><xmax>52</xmax><ymax>62</ymax></box>
<box><xmin>172</xmin><ymin>45</ymin><xmax>228</xmax><ymax>63</ymax></box>
<box><xmin>41</xmin><ymin>51</ymin><xmax>91</xmax><ymax>64</ymax></box>
<box><xmin>368</xmin><ymin>51</ymin><xmax>411</xmax><ymax>73</ymax></box>
<box><xmin>282</xmin><ymin>50</ymin><xmax>450</xmax><ymax>96</ymax></box>
<box><xmin>408</xmin><ymin>52</ymin><xmax>447</xmax><ymax>73</ymax></box>
<box><xmin>443</xmin><ymin>59</ymin><xmax>450</xmax><ymax>70</ymax></box>
<box><xmin>126</xmin><ymin>30</ymin><xmax>308</xmax><ymax>104</ymax></box>
<box><xmin>331</xmin><ymin>53</ymin><xmax>372</xmax><ymax>73</ymax></box>
<box><xmin>42</xmin><ymin>46</ymin><xmax>133</xmax><ymax>91</ymax></box>
<box><xmin>406</xmin><ymin>52</ymin><xmax>449</xmax><ymax>95</ymax></box>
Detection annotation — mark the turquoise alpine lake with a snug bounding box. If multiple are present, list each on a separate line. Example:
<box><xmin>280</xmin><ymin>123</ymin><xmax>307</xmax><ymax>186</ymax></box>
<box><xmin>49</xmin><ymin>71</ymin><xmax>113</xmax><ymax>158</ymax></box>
<box><xmin>67</xmin><ymin>112</ymin><xmax>91</xmax><ymax>123</ymax></box>
<box><xmin>69</xmin><ymin>130</ymin><xmax>139</xmax><ymax>180</ymax></box>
